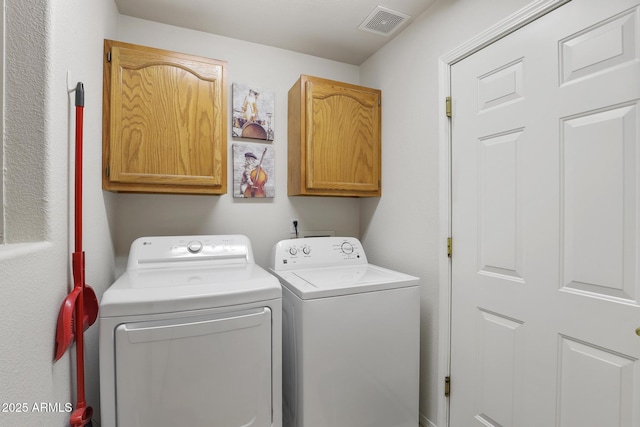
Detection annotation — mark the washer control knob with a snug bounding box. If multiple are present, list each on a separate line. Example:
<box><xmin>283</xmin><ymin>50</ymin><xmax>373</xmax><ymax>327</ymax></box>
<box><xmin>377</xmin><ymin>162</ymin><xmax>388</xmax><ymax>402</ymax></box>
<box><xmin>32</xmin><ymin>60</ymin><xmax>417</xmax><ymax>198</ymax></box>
<box><xmin>187</xmin><ymin>240</ymin><xmax>203</xmax><ymax>254</ymax></box>
<box><xmin>289</xmin><ymin>247</ymin><xmax>298</xmax><ymax>256</ymax></box>
<box><xmin>341</xmin><ymin>242</ymin><xmax>354</xmax><ymax>254</ymax></box>
<box><xmin>302</xmin><ymin>246</ymin><xmax>311</xmax><ymax>255</ymax></box>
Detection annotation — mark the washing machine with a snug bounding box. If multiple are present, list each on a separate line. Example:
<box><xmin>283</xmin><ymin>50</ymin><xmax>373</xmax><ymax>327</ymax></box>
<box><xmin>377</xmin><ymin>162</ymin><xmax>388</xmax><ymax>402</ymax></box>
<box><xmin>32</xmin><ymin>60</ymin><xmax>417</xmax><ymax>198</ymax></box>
<box><xmin>99</xmin><ymin>235</ymin><xmax>282</xmax><ymax>427</ymax></box>
<box><xmin>269</xmin><ymin>237</ymin><xmax>420</xmax><ymax>427</ymax></box>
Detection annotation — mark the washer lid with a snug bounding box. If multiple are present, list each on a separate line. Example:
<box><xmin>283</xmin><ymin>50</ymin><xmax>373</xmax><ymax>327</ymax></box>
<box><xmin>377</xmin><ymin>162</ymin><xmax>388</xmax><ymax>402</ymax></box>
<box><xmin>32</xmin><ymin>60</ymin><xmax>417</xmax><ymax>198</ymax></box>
<box><xmin>272</xmin><ymin>264</ymin><xmax>418</xmax><ymax>299</ymax></box>
<box><xmin>100</xmin><ymin>263</ymin><xmax>281</xmax><ymax>317</ymax></box>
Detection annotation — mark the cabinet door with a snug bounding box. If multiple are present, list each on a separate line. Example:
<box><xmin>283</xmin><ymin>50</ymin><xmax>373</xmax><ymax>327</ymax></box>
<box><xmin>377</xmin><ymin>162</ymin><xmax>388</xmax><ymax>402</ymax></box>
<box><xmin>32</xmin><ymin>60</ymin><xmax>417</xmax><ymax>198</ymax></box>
<box><xmin>305</xmin><ymin>78</ymin><xmax>381</xmax><ymax>196</ymax></box>
<box><xmin>103</xmin><ymin>40</ymin><xmax>227</xmax><ymax>194</ymax></box>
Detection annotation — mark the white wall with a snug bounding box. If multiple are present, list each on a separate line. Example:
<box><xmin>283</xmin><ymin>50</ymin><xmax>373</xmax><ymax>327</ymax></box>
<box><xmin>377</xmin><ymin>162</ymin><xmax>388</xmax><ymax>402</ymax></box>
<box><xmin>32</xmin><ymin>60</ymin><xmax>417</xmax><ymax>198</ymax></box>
<box><xmin>359</xmin><ymin>0</ymin><xmax>536</xmax><ymax>425</ymax></box>
<box><xmin>0</xmin><ymin>0</ymin><xmax>118</xmax><ymax>426</ymax></box>
<box><xmin>113</xmin><ymin>16</ymin><xmax>362</xmax><ymax>270</ymax></box>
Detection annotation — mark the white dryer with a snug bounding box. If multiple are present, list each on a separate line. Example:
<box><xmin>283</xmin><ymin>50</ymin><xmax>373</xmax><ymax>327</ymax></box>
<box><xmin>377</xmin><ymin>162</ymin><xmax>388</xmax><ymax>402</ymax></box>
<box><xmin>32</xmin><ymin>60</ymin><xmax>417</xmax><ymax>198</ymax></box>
<box><xmin>270</xmin><ymin>237</ymin><xmax>420</xmax><ymax>427</ymax></box>
<box><xmin>99</xmin><ymin>235</ymin><xmax>282</xmax><ymax>427</ymax></box>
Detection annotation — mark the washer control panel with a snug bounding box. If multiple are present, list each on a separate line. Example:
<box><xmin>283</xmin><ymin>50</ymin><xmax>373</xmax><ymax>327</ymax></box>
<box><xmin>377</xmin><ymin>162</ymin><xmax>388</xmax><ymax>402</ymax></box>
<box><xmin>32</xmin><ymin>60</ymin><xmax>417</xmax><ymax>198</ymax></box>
<box><xmin>271</xmin><ymin>237</ymin><xmax>368</xmax><ymax>270</ymax></box>
<box><xmin>127</xmin><ymin>235</ymin><xmax>253</xmax><ymax>270</ymax></box>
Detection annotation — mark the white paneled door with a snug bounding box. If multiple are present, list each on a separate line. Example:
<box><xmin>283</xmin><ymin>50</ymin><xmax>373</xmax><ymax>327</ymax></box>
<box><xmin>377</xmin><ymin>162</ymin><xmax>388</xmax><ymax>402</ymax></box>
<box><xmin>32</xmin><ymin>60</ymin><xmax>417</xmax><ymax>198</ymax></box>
<box><xmin>450</xmin><ymin>0</ymin><xmax>640</xmax><ymax>426</ymax></box>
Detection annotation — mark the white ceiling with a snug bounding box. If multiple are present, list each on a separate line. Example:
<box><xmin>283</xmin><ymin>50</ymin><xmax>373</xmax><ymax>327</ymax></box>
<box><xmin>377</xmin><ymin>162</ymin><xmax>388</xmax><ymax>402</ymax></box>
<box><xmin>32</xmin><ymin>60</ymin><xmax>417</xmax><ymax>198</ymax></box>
<box><xmin>114</xmin><ymin>0</ymin><xmax>437</xmax><ymax>65</ymax></box>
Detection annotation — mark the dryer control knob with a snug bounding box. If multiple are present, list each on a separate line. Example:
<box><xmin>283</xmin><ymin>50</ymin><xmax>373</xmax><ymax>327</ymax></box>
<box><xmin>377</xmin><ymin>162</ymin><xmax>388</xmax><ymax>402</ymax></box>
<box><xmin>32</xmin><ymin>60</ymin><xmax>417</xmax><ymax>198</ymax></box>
<box><xmin>187</xmin><ymin>240</ymin><xmax>203</xmax><ymax>254</ymax></box>
<box><xmin>341</xmin><ymin>242</ymin><xmax>354</xmax><ymax>254</ymax></box>
<box><xmin>289</xmin><ymin>247</ymin><xmax>298</xmax><ymax>256</ymax></box>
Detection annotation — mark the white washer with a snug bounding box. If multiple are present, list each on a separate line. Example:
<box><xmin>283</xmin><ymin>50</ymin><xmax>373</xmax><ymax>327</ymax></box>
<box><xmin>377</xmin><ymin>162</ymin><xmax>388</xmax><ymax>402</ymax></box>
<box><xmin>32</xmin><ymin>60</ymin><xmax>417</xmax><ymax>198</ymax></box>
<box><xmin>269</xmin><ymin>237</ymin><xmax>420</xmax><ymax>427</ymax></box>
<box><xmin>99</xmin><ymin>235</ymin><xmax>282</xmax><ymax>427</ymax></box>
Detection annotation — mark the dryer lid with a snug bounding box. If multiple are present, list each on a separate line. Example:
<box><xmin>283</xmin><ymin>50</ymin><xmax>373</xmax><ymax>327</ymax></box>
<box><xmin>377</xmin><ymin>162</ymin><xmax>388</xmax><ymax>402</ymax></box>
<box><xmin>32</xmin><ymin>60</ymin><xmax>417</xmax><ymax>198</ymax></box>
<box><xmin>272</xmin><ymin>264</ymin><xmax>418</xmax><ymax>299</ymax></box>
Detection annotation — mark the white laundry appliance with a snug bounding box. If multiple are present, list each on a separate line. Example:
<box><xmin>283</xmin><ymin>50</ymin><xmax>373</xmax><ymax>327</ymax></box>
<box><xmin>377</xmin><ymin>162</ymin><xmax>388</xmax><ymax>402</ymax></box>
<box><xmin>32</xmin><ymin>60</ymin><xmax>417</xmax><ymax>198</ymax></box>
<box><xmin>269</xmin><ymin>237</ymin><xmax>420</xmax><ymax>427</ymax></box>
<box><xmin>99</xmin><ymin>235</ymin><xmax>282</xmax><ymax>427</ymax></box>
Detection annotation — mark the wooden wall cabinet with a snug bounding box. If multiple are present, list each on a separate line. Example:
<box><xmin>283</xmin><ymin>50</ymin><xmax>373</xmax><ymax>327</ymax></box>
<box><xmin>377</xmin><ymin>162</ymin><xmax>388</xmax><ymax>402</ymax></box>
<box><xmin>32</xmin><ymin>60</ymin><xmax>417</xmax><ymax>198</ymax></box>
<box><xmin>288</xmin><ymin>75</ymin><xmax>382</xmax><ymax>197</ymax></box>
<box><xmin>102</xmin><ymin>40</ymin><xmax>227</xmax><ymax>194</ymax></box>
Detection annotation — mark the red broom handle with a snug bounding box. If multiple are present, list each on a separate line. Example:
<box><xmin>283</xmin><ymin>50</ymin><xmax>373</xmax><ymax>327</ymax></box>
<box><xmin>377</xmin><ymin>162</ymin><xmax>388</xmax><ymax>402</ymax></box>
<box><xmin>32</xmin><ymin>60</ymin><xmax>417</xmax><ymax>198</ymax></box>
<box><xmin>74</xmin><ymin>85</ymin><xmax>83</xmax><ymax>255</ymax></box>
<box><xmin>70</xmin><ymin>82</ymin><xmax>92</xmax><ymax>427</ymax></box>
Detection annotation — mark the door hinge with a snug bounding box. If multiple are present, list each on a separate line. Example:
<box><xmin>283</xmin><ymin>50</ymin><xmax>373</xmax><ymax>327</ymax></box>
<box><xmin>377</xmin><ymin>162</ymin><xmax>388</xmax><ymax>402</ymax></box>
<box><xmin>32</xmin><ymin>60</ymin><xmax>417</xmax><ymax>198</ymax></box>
<box><xmin>447</xmin><ymin>237</ymin><xmax>452</xmax><ymax>258</ymax></box>
<box><xmin>445</xmin><ymin>96</ymin><xmax>452</xmax><ymax>118</ymax></box>
<box><xmin>107</xmin><ymin>51</ymin><xmax>112</xmax><ymax>62</ymax></box>
<box><xmin>105</xmin><ymin>165</ymin><xmax>110</xmax><ymax>178</ymax></box>
<box><xmin>445</xmin><ymin>376</ymin><xmax>451</xmax><ymax>397</ymax></box>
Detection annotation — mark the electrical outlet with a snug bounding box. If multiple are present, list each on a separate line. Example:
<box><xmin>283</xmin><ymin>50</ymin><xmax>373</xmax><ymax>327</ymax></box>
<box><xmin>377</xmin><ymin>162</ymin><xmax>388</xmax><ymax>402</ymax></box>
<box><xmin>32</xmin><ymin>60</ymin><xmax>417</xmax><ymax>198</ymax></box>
<box><xmin>290</xmin><ymin>217</ymin><xmax>300</xmax><ymax>234</ymax></box>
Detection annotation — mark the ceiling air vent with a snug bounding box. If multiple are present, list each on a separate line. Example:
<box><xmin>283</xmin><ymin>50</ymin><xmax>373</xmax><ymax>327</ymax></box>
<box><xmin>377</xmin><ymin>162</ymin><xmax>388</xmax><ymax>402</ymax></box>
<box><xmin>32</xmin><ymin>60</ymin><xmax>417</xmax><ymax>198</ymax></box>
<box><xmin>358</xmin><ymin>6</ymin><xmax>411</xmax><ymax>36</ymax></box>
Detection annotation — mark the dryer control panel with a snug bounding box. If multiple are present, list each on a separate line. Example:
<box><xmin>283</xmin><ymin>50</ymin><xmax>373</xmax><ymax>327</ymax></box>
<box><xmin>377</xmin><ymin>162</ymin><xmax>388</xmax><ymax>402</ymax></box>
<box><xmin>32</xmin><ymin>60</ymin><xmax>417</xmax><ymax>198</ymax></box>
<box><xmin>127</xmin><ymin>235</ymin><xmax>254</xmax><ymax>270</ymax></box>
<box><xmin>270</xmin><ymin>237</ymin><xmax>368</xmax><ymax>270</ymax></box>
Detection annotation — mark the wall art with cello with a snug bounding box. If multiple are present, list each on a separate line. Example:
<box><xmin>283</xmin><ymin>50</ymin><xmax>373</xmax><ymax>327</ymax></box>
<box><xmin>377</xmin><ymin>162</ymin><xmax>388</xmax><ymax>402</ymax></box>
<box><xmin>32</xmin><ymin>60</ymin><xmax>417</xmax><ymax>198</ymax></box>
<box><xmin>233</xmin><ymin>142</ymin><xmax>275</xmax><ymax>198</ymax></box>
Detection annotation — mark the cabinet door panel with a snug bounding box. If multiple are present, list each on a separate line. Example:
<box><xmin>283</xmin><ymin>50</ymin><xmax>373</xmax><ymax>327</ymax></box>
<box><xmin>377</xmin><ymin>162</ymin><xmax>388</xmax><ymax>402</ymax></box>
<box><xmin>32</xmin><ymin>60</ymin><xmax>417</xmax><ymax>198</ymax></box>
<box><xmin>306</xmin><ymin>81</ymin><xmax>380</xmax><ymax>192</ymax></box>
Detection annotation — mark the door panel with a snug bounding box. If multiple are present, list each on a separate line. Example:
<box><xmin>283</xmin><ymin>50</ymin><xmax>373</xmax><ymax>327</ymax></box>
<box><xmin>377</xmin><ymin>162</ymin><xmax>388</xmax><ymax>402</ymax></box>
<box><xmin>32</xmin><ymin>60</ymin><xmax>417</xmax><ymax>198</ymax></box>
<box><xmin>562</xmin><ymin>104</ymin><xmax>638</xmax><ymax>301</ymax></box>
<box><xmin>115</xmin><ymin>308</ymin><xmax>272</xmax><ymax>427</ymax></box>
<box><xmin>558</xmin><ymin>336</ymin><xmax>637</xmax><ymax>426</ymax></box>
<box><xmin>450</xmin><ymin>1</ymin><xmax>640</xmax><ymax>426</ymax></box>
<box><xmin>478</xmin><ymin>129</ymin><xmax>525</xmax><ymax>282</ymax></box>
<box><xmin>473</xmin><ymin>310</ymin><xmax>525</xmax><ymax>427</ymax></box>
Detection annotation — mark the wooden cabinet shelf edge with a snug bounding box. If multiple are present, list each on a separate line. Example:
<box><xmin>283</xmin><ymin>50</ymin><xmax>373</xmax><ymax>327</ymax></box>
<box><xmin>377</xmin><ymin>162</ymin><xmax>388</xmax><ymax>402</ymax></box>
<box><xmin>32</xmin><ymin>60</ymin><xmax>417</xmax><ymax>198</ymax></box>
<box><xmin>102</xmin><ymin>39</ymin><xmax>227</xmax><ymax>195</ymax></box>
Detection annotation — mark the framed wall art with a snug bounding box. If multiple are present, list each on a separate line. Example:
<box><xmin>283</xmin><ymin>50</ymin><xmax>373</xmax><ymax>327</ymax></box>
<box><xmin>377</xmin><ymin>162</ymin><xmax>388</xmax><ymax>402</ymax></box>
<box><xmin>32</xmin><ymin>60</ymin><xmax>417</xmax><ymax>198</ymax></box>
<box><xmin>232</xmin><ymin>142</ymin><xmax>275</xmax><ymax>198</ymax></box>
<box><xmin>232</xmin><ymin>83</ymin><xmax>275</xmax><ymax>141</ymax></box>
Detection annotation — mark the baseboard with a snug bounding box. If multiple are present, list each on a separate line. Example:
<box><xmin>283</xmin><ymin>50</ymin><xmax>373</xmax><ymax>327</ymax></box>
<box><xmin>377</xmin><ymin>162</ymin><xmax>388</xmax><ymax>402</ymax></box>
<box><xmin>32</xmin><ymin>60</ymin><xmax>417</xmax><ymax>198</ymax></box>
<box><xmin>419</xmin><ymin>413</ymin><xmax>437</xmax><ymax>427</ymax></box>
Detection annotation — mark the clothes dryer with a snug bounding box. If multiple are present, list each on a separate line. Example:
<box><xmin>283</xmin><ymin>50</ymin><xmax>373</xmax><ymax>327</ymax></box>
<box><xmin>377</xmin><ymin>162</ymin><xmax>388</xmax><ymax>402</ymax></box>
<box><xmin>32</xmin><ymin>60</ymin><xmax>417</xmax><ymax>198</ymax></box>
<box><xmin>99</xmin><ymin>235</ymin><xmax>281</xmax><ymax>427</ymax></box>
<box><xmin>270</xmin><ymin>237</ymin><xmax>419</xmax><ymax>427</ymax></box>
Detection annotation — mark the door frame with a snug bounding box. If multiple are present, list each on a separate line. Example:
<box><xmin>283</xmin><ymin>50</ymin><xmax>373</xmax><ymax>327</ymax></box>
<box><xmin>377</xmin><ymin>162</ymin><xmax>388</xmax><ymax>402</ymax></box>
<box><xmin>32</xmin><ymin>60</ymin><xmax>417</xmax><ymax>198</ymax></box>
<box><xmin>435</xmin><ymin>1</ymin><xmax>571</xmax><ymax>426</ymax></box>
